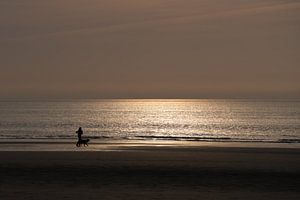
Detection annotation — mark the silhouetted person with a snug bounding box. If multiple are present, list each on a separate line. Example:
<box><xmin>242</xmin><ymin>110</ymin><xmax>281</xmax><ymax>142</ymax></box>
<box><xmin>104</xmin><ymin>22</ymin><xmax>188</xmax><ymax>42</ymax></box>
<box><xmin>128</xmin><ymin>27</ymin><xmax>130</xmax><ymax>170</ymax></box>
<box><xmin>76</xmin><ymin>127</ymin><xmax>83</xmax><ymax>141</ymax></box>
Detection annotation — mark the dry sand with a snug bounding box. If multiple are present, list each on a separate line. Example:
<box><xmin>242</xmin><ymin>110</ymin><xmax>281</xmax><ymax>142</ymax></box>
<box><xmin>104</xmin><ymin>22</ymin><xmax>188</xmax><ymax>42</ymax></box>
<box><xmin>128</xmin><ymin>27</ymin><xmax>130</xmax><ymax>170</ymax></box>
<box><xmin>1</xmin><ymin>145</ymin><xmax>300</xmax><ymax>200</ymax></box>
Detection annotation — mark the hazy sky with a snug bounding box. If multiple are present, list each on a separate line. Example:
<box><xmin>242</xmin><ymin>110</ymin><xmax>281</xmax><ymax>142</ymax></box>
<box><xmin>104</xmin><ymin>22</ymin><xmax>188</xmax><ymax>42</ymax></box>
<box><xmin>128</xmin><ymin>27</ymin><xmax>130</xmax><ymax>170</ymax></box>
<box><xmin>0</xmin><ymin>0</ymin><xmax>299</xmax><ymax>98</ymax></box>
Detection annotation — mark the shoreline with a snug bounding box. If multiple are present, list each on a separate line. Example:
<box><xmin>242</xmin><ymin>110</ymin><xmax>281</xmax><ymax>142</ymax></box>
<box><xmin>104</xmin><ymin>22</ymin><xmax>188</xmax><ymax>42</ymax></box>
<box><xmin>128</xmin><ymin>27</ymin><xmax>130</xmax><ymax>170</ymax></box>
<box><xmin>0</xmin><ymin>139</ymin><xmax>300</xmax><ymax>151</ymax></box>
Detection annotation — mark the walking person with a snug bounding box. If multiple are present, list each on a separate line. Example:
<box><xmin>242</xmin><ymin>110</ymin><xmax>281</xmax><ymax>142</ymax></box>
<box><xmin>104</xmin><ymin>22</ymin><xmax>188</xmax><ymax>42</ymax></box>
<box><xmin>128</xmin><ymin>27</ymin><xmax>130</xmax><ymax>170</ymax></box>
<box><xmin>76</xmin><ymin>127</ymin><xmax>83</xmax><ymax>141</ymax></box>
<box><xmin>76</xmin><ymin>127</ymin><xmax>90</xmax><ymax>147</ymax></box>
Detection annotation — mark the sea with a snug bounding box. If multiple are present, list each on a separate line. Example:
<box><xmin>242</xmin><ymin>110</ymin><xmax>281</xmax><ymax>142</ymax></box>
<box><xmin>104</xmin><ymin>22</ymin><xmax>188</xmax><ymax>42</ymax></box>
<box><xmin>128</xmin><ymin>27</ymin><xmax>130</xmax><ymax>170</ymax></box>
<box><xmin>0</xmin><ymin>99</ymin><xmax>299</xmax><ymax>143</ymax></box>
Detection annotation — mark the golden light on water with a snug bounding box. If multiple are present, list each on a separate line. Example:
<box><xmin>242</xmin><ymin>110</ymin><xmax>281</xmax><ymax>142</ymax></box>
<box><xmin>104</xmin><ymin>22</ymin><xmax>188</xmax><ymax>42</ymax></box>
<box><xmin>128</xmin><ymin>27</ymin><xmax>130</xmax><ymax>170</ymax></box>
<box><xmin>91</xmin><ymin>99</ymin><xmax>231</xmax><ymax>138</ymax></box>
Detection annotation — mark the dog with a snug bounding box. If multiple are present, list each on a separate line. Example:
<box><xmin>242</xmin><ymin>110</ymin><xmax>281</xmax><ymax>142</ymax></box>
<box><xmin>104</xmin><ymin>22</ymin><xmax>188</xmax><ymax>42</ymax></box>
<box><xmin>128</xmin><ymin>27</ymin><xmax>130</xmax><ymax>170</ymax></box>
<box><xmin>76</xmin><ymin>139</ymin><xmax>90</xmax><ymax>147</ymax></box>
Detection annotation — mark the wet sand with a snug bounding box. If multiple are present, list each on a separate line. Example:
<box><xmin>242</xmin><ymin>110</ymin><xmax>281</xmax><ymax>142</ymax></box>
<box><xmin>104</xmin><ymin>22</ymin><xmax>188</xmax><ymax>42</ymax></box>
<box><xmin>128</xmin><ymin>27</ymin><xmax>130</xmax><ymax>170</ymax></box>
<box><xmin>1</xmin><ymin>145</ymin><xmax>300</xmax><ymax>200</ymax></box>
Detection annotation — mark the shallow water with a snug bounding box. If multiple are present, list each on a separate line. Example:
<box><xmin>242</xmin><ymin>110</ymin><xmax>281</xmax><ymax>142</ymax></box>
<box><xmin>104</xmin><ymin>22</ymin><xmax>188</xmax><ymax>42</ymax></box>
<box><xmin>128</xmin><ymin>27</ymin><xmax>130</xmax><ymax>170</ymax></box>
<box><xmin>0</xmin><ymin>99</ymin><xmax>299</xmax><ymax>143</ymax></box>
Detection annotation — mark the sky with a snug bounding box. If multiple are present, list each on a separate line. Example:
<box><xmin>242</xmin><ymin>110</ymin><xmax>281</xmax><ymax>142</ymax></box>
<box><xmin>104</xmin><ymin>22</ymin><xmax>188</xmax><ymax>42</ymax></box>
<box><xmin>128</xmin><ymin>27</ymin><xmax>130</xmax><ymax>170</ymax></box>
<box><xmin>0</xmin><ymin>0</ymin><xmax>299</xmax><ymax>99</ymax></box>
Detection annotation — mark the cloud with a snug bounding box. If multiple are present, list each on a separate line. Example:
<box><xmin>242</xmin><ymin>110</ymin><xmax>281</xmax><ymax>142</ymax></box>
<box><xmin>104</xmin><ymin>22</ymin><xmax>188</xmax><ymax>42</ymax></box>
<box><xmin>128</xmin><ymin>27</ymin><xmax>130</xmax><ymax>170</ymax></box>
<box><xmin>0</xmin><ymin>0</ymin><xmax>299</xmax><ymax>98</ymax></box>
<box><xmin>1</xmin><ymin>0</ymin><xmax>299</xmax><ymax>41</ymax></box>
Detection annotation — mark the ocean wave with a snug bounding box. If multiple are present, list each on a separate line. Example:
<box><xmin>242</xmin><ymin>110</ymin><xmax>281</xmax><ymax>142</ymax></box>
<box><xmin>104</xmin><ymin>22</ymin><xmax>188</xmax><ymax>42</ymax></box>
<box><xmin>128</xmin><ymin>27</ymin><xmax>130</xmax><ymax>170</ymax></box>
<box><xmin>132</xmin><ymin>135</ymin><xmax>300</xmax><ymax>143</ymax></box>
<box><xmin>0</xmin><ymin>135</ymin><xmax>299</xmax><ymax>144</ymax></box>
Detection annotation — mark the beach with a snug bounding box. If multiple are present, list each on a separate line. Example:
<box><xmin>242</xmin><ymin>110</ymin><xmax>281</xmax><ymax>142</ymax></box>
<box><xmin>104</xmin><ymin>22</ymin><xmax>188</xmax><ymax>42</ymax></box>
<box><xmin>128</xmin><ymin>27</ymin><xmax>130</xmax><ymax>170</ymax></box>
<box><xmin>1</xmin><ymin>142</ymin><xmax>300</xmax><ymax>200</ymax></box>
<box><xmin>1</xmin><ymin>0</ymin><xmax>299</xmax><ymax>199</ymax></box>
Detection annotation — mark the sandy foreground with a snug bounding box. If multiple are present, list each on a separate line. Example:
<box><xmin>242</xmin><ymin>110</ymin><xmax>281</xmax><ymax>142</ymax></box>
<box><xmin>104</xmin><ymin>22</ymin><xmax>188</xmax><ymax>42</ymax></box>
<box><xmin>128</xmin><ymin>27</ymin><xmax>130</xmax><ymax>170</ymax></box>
<box><xmin>0</xmin><ymin>142</ymin><xmax>300</xmax><ymax>200</ymax></box>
